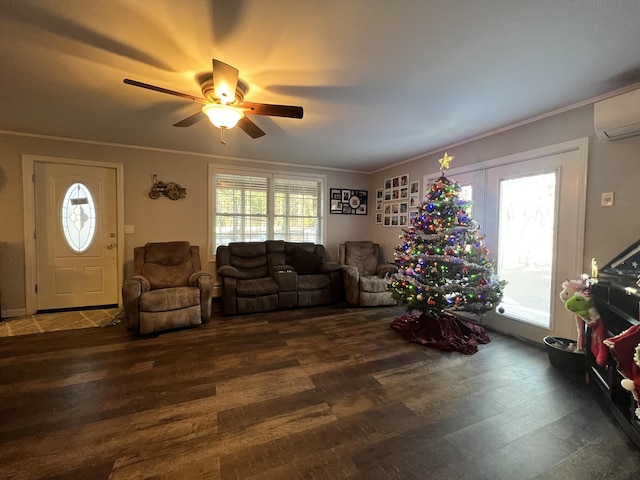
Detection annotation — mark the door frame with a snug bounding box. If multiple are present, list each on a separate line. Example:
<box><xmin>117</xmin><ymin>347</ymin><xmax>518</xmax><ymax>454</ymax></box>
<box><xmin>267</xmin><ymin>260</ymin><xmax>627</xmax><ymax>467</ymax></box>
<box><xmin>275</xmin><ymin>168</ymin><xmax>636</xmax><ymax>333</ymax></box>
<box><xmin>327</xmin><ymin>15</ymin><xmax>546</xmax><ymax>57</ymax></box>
<box><xmin>22</xmin><ymin>155</ymin><xmax>125</xmax><ymax>315</ymax></box>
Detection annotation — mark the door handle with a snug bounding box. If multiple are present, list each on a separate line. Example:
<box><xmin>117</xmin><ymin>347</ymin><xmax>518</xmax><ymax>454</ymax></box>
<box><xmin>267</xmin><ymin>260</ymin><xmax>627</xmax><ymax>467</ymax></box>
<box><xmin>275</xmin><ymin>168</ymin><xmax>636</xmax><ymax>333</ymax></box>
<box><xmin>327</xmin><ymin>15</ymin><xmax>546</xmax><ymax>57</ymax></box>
<box><xmin>107</xmin><ymin>242</ymin><xmax>117</xmax><ymax>249</ymax></box>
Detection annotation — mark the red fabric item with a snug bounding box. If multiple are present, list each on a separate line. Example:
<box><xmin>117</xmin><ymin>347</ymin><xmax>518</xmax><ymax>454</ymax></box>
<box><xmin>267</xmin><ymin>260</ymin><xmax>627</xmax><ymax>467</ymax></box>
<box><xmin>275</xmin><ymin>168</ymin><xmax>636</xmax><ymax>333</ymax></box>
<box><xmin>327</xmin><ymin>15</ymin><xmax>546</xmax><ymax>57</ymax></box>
<box><xmin>605</xmin><ymin>323</ymin><xmax>640</xmax><ymax>378</ymax></box>
<box><xmin>587</xmin><ymin>318</ymin><xmax>608</xmax><ymax>366</ymax></box>
<box><xmin>604</xmin><ymin>324</ymin><xmax>640</xmax><ymax>407</ymax></box>
<box><xmin>390</xmin><ymin>311</ymin><xmax>490</xmax><ymax>355</ymax></box>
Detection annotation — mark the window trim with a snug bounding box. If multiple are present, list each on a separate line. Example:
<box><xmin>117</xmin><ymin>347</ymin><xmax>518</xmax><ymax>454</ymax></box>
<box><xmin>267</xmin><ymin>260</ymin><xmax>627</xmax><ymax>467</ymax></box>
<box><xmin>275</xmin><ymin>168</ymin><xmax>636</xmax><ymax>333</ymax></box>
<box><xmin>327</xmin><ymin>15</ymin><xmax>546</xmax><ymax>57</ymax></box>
<box><xmin>208</xmin><ymin>164</ymin><xmax>326</xmax><ymax>262</ymax></box>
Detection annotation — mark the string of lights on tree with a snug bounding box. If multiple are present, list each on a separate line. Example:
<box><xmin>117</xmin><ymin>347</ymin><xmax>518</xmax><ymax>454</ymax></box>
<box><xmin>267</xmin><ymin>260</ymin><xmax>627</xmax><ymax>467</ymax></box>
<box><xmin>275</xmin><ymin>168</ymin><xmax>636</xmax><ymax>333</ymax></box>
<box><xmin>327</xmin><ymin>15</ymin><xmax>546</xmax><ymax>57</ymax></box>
<box><xmin>387</xmin><ymin>152</ymin><xmax>506</xmax><ymax>316</ymax></box>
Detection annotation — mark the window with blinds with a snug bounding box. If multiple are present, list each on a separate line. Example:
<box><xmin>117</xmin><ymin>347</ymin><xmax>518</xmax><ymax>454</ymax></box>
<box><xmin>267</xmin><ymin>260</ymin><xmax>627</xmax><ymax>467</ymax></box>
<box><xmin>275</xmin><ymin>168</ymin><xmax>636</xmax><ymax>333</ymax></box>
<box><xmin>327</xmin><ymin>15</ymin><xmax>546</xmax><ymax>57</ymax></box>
<box><xmin>214</xmin><ymin>173</ymin><xmax>269</xmax><ymax>247</ymax></box>
<box><xmin>274</xmin><ymin>178</ymin><xmax>321</xmax><ymax>242</ymax></box>
<box><xmin>211</xmin><ymin>168</ymin><xmax>324</xmax><ymax>256</ymax></box>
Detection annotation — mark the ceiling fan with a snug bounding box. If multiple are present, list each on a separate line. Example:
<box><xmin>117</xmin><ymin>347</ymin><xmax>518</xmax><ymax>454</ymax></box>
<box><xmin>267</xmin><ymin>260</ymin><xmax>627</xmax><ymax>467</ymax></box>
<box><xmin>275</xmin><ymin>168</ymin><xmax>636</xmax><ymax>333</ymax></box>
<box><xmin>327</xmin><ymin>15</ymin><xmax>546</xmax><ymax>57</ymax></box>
<box><xmin>124</xmin><ymin>59</ymin><xmax>304</xmax><ymax>144</ymax></box>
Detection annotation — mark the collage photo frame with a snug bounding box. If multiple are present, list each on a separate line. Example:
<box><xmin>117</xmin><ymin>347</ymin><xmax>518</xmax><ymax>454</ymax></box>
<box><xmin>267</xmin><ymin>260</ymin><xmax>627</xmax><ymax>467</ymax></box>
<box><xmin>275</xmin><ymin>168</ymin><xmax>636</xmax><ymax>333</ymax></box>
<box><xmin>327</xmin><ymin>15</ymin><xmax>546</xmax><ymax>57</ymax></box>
<box><xmin>375</xmin><ymin>173</ymin><xmax>420</xmax><ymax>227</ymax></box>
<box><xmin>330</xmin><ymin>188</ymin><xmax>368</xmax><ymax>215</ymax></box>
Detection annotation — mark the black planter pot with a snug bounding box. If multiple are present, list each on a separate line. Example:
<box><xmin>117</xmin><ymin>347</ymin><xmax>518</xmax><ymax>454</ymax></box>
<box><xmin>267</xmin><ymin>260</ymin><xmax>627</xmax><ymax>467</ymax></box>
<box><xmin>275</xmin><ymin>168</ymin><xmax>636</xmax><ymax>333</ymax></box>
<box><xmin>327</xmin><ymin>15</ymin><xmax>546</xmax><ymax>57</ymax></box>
<box><xmin>543</xmin><ymin>336</ymin><xmax>586</xmax><ymax>372</ymax></box>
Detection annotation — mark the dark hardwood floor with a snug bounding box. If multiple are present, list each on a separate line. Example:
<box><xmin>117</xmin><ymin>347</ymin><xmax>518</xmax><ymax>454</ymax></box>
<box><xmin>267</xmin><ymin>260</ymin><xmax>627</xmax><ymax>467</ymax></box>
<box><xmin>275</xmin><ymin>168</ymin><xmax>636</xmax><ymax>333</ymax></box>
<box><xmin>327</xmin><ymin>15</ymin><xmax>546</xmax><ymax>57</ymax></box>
<box><xmin>0</xmin><ymin>303</ymin><xmax>639</xmax><ymax>480</ymax></box>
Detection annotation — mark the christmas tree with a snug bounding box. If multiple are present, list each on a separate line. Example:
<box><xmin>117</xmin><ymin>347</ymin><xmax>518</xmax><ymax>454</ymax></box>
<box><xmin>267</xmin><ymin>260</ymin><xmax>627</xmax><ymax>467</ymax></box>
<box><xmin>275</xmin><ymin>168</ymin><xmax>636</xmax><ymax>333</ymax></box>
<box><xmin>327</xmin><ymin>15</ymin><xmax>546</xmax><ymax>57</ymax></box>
<box><xmin>388</xmin><ymin>153</ymin><xmax>506</xmax><ymax>354</ymax></box>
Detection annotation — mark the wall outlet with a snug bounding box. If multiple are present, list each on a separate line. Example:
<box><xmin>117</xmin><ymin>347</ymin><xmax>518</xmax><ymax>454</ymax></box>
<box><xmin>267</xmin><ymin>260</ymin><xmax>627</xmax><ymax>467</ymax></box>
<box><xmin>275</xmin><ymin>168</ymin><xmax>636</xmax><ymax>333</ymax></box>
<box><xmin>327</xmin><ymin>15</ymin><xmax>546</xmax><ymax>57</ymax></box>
<box><xmin>601</xmin><ymin>192</ymin><xmax>614</xmax><ymax>207</ymax></box>
<box><xmin>124</xmin><ymin>225</ymin><xmax>135</xmax><ymax>234</ymax></box>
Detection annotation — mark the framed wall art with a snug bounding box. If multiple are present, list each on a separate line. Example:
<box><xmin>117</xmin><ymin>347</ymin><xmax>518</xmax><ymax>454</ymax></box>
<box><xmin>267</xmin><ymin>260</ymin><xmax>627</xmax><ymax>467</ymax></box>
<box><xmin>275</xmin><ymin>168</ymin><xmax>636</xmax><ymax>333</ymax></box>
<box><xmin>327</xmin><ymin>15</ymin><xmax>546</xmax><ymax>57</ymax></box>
<box><xmin>330</xmin><ymin>188</ymin><xmax>368</xmax><ymax>215</ymax></box>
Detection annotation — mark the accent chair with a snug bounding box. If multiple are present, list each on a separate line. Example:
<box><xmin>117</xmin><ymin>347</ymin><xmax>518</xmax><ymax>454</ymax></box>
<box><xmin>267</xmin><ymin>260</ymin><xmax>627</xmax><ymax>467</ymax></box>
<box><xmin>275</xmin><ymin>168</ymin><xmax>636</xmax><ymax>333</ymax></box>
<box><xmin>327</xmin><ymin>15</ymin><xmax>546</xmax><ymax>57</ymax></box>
<box><xmin>338</xmin><ymin>241</ymin><xmax>397</xmax><ymax>307</ymax></box>
<box><xmin>122</xmin><ymin>241</ymin><xmax>214</xmax><ymax>334</ymax></box>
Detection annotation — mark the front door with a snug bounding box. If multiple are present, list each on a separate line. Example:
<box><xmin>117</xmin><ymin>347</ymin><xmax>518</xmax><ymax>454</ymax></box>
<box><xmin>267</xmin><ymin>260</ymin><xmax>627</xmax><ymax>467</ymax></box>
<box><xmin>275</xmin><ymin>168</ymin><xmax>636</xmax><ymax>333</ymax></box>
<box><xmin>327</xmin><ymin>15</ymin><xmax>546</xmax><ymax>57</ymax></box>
<box><xmin>34</xmin><ymin>162</ymin><xmax>118</xmax><ymax>310</ymax></box>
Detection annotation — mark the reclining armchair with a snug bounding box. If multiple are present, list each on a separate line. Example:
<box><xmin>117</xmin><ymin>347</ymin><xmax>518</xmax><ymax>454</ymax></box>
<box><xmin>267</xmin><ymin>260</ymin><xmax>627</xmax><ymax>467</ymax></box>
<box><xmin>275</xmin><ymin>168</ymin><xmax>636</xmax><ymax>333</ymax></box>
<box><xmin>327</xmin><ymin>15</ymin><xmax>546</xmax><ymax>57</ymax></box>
<box><xmin>339</xmin><ymin>241</ymin><xmax>397</xmax><ymax>307</ymax></box>
<box><xmin>216</xmin><ymin>241</ymin><xmax>282</xmax><ymax>316</ymax></box>
<box><xmin>122</xmin><ymin>241</ymin><xmax>214</xmax><ymax>334</ymax></box>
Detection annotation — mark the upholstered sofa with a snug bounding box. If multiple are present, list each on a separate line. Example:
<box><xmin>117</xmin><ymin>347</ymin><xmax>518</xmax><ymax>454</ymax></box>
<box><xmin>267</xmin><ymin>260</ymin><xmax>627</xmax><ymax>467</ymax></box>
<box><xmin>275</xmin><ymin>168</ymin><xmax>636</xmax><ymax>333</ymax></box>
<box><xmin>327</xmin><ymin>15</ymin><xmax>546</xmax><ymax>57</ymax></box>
<box><xmin>216</xmin><ymin>240</ymin><xmax>343</xmax><ymax>315</ymax></box>
<box><xmin>122</xmin><ymin>241</ymin><xmax>214</xmax><ymax>334</ymax></box>
<box><xmin>338</xmin><ymin>241</ymin><xmax>397</xmax><ymax>307</ymax></box>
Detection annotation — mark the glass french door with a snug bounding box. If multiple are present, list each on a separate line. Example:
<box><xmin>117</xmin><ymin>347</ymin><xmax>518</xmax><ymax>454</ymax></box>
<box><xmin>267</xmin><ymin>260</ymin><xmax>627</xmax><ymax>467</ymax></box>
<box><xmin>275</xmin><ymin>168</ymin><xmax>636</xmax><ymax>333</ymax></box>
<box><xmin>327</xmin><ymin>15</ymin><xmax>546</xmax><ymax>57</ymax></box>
<box><xmin>493</xmin><ymin>170</ymin><xmax>557</xmax><ymax>327</ymax></box>
<box><xmin>433</xmin><ymin>140</ymin><xmax>588</xmax><ymax>343</ymax></box>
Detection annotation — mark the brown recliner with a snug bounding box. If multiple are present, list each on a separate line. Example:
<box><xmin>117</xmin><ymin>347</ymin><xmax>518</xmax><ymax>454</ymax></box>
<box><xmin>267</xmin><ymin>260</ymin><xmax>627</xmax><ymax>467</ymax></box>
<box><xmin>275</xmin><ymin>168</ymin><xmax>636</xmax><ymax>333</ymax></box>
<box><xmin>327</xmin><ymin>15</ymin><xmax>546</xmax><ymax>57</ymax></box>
<box><xmin>122</xmin><ymin>241</ymin><xmax>214</xmax><ymax>334</ymax></box>
<box><xmin>339</xmin><ymin>241</ymin><xmax>397</xmax><ymax>307</ymax></box>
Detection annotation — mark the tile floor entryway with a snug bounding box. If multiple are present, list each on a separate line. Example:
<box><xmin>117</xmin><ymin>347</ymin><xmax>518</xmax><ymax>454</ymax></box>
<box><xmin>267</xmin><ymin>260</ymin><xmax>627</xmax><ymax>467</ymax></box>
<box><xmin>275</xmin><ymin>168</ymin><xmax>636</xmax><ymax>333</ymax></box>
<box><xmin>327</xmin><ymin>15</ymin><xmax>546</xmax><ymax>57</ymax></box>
<box><xmin>0</xmin><ymin>308</ymin><xmax>122</xmax><ymax>337</ymax></box>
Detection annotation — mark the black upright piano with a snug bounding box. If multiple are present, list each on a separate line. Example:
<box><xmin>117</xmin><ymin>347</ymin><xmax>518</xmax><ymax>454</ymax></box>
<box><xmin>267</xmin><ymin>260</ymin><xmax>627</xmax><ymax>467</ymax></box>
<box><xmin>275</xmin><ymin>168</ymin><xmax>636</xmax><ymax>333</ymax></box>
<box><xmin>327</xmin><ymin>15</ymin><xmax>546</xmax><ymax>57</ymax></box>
<box><xmin>590</xmin><ymin>239</ymin><xmax>640</xmax><ymax>448</ymax></box>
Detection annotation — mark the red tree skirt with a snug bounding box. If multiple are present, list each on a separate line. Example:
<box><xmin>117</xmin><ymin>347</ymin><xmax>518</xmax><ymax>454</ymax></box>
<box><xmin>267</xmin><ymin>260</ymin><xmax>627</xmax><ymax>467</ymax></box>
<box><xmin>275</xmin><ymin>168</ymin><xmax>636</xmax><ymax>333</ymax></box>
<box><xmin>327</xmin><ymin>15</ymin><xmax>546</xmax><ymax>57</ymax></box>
<box><xmin>391</xmin><ymin>311</ymin><xmax>490</xmax><ymax>355</ymax></box>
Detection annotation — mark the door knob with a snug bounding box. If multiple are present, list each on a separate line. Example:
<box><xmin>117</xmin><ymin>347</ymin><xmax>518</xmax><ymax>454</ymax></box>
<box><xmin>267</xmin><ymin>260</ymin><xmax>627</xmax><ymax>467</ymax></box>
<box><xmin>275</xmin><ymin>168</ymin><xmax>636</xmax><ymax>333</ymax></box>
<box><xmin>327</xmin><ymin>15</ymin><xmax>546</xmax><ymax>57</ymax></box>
<box><xmin>107</xmin><ymin>242</ymin><xmax>117</xmax><ymax>249</ymax></box>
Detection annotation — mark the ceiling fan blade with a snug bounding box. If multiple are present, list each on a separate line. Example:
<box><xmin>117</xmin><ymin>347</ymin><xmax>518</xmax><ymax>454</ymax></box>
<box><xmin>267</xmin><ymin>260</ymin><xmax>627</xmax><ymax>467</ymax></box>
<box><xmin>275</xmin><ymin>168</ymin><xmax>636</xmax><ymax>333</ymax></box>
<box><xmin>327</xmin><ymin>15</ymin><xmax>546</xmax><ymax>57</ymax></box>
<box><xmin>173</xmin><ymin>111</ymin><xmax>206</xmax><ymax>127</ymax></box>
<box><xmin>239</xmin><ymin>102</ymin><xmax>304</xmax><ymax>119</ymax></box>
<box><xmin>123</xmin><ymin>79</ymin><xmax>207</xmax><ymax>104</ymax></box>
<box><xmin>212</xmin><ymin>59</ymin><xmax>239</xmax><ymax>104</ymax></box>
<box><xmin>237</xmin><ymin>117</ymin><xmax>266</xmax><ymax>139</ymax></box>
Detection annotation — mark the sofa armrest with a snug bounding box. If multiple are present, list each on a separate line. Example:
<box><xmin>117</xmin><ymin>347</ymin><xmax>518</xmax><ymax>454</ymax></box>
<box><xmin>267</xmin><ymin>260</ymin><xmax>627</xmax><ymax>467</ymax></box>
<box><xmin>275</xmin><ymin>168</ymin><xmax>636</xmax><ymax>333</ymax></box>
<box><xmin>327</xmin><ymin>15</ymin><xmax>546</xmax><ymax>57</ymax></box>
<box><xmin>220</xmin><ymin>276</ymin><xmax>238</xmax><ymax>315</ymax></box>
<box><xmin>125</xmin><ymin>275</ymin><xmax>150</xmax><ymax>292</ymax></box>
<box><xmin>189</xmin><ymin>271</ymin><xmax>214</xmax><ymax>322</ymax></box>
<box><xmin>273</xmin><ymin>268</ymin><xmax>297</xmax><ymax>292</ymax></box>
<box><xmin>342</xmin><ymin>265</ymin><xmax>361</xmax><ymax>305</ymax></box>
<box><xmin>189</xmin><ymin>270</ymin><xmax>213</xmax><ymax>287</ymax></box>
<box><xmin>122</xmin><ymin>275</ymin><xmax>150</xmax><ymax>331</ymax></box>
<box><xmin>217</xmin><ymin>265</ymin><xmax>243</xmax><ymax>278</ymax></box>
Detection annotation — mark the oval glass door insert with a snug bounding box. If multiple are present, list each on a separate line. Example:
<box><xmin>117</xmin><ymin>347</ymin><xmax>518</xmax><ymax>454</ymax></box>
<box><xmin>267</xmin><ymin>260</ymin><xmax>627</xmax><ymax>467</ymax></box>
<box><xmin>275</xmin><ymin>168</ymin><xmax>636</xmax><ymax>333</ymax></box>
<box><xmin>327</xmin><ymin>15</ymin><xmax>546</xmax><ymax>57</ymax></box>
<box><xmin>61</xmin><ymin>182</ymin><xmax>96</xmax><ymax>252</ymax></box>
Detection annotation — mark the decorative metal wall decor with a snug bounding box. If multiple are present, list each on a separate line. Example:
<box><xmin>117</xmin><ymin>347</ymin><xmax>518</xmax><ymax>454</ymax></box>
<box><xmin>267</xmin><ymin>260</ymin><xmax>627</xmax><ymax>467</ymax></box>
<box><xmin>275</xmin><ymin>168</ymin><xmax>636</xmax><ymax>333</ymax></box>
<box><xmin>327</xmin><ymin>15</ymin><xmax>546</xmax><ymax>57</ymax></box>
<box><xmin>149</xmin><ymin>175</ymin><xmax>187</xmax><ymax>200</ymax></box>
<box><xmin>330</xmin><ymin>188</ymin><xmax>368</xmax><ymax>215</ymax></box>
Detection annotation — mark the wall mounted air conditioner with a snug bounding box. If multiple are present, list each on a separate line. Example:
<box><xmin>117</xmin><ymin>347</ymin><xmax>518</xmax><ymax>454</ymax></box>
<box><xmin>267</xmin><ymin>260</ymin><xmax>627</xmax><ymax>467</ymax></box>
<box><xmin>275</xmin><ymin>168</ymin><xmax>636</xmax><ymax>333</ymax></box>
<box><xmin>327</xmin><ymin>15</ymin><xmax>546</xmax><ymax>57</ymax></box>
<box><xmin>594</xmin><ymin>88</ymin><xmax>640</xmax><ymax>140</ymax></box>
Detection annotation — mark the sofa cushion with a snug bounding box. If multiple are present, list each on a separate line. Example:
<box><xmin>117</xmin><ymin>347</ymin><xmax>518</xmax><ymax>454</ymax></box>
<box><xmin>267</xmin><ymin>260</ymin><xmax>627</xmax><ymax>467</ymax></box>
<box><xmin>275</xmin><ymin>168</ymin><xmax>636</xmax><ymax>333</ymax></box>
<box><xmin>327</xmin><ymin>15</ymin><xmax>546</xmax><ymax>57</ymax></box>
<box><xmin>345</xmin><ymin>242</ymin><xmax>378</xmax><ymax>276</ymax></box>
<box><xmin>142</xmin><ymin>241</ymin><xmax>195</xmax><ymax>289</ymax></box>
<box><xmin>139</xmin><ymin>286</ymin><xmax>200</xmax><ymax>312</ymax></box>
<box><xmin>144</xmin><ymin>241</ymin><xmax>192</xmax><ymax>265</ymax></box>
<box><xmin>288</xmin><ymin>247</ymin><xmax>323</xmax><ymax>275</ymax></box>
<box><xmin>298</xmin><ymin>273</ymin><xmax>330</xmax><ymax>290</ymax></box>
<box><xmin>236</xmin><ymin>277</ymin><xmax>280</xmax><ymax>297</ymax></box>
<box><xmin>360</xmin><ymin>291</ymin><xmax>396</xmax><ymax>306</ymax></box>
<box><xmin>360</xmin><ymin>275</ymin><xmax>390</xmax><ymax>293</ymax></box>
<box><xmin>226</xmin><ymin>242</ymin><xmax>270</xmax><ymax>278</ymax></box>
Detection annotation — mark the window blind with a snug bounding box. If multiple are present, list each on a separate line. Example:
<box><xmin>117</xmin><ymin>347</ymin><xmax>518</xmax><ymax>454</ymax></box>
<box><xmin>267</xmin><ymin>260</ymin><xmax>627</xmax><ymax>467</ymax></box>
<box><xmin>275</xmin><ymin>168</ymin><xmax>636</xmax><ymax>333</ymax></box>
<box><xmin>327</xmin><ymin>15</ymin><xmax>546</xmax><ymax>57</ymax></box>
<box><xmin>211</xmin><ymin>170</ymin><xmax>324</xmax><ymax>254</ymax></box>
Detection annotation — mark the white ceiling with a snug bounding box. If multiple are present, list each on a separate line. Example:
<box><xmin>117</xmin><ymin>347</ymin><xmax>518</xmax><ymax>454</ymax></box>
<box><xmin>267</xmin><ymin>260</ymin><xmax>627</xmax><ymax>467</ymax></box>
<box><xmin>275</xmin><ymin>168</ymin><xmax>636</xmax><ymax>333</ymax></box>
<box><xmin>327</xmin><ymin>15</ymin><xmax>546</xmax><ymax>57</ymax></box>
<box><xmin>1</xmin><ymin>0</ymin><xmax>640</xmax><ymax>173</ymax></box>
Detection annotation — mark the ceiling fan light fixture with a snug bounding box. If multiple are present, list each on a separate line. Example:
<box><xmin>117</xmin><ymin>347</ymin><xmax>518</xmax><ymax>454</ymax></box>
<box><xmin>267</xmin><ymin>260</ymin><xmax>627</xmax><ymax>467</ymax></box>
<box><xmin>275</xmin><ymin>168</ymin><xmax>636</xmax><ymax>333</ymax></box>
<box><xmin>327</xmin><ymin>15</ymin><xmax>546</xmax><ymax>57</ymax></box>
<box><xmin>202</xmin><ymin>104</ymin><xmax>244</xmax><ymax>129</ymax></box>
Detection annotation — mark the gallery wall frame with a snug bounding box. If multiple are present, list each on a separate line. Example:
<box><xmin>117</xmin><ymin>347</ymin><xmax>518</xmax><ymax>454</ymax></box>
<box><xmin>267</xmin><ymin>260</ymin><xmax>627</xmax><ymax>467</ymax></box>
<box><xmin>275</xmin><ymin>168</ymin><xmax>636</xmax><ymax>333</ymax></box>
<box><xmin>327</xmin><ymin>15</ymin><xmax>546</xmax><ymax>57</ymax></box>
<box><xmin>330</xmin><ymin>188</ymin><xmax>368</xmax><ymax>214</ymax></box>
<box><xmin>377</xmin><ymin>173</ymin><xmax>419</xmax><ymax>226</ymax></box>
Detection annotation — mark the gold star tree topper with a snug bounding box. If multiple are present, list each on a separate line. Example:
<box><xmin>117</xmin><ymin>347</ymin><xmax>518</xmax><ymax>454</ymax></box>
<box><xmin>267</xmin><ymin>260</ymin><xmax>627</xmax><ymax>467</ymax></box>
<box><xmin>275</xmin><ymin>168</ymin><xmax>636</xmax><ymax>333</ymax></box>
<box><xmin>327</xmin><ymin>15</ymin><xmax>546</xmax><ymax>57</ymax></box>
<box><xmin>438</xmin><ymin>152</ymin><xmax>454</xmax><ymax>172</ymax></box>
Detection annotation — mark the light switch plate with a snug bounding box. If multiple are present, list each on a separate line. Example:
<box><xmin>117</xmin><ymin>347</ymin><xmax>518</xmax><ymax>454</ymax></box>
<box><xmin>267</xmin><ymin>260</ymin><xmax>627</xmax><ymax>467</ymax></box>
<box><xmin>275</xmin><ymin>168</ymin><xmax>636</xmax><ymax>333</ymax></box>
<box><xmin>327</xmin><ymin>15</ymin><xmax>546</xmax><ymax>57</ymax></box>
<box><xmin>124</xmin><ymin>225</ymin><xmax>135</xmax><ymax>234</ymax></box>
<box><xmin>601</xmin><ymin>192</ymin><xmax>614</xmax><ymax>207</ymax></box>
